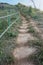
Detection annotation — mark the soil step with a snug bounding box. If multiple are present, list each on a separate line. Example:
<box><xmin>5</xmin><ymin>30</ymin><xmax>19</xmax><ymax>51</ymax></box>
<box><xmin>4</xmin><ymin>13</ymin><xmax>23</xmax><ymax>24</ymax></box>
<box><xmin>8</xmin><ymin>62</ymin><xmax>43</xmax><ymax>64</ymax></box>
<box><xmin>13</xmin><ymin>46</ymin><xmax>37</xmax><ymax>60</ymax></box>
<box><xmin>22</xmin><ymin>23</ymin><xmax>29</xmax><ymax>26</ymax></box>
<box><xmin>18</xmin><ymin>29</ymin><xmax>29</xmax><ymax>33</ymax></box>
<box><xmin>16</xmin><ymin>33</ymin><xmax>37</xmax><ymax>45</ymax></box>
<box><xmin>22</xmin><ymin>21</ymin><xmax>29</xmax><ymax>23</ymax></box>
<box><xmin>19</xmin><ymin>25</ymin><xmax>28</xmax><ymax>29</ymax></box>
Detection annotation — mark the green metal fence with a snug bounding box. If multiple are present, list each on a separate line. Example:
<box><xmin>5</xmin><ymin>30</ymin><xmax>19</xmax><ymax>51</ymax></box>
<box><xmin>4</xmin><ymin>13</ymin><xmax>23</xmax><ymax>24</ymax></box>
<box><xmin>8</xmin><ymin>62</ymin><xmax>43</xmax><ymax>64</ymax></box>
<box><xmin>0</xmin><ymin>12</ymin><xmax>20</xmax><ymax>39</ymax></box>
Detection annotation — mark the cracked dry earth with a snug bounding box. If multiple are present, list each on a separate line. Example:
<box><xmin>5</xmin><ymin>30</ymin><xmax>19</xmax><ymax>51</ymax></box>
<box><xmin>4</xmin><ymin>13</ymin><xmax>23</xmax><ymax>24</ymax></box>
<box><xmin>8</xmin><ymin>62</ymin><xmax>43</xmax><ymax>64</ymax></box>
<box><xmin>12</xmin><ymin>17</ymin><xmax>37</xmax><ymax>65</ymax></box>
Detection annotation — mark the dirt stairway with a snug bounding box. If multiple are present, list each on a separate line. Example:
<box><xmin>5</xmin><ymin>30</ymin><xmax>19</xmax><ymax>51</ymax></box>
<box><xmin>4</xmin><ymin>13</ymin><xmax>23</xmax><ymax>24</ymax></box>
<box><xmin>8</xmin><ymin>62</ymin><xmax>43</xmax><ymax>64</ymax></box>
<box><xmin>13</xmin><ymin>18</ymin><xmax>37</xmax><ymax>65</ymax></box>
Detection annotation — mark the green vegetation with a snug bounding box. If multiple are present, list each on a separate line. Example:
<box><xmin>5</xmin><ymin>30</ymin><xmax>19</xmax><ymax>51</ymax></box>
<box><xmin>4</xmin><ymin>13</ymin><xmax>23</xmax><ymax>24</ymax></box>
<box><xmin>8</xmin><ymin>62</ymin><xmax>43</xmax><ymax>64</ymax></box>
<box><xmin>0</xmin><ymin>3</ymin><xmax>22</xmax><ymax>65</ymax></box>
<box><xmin>28</xmin><ymin>25</ymin><xmax>43</xmax><ymax>65</ymax></box>
<box><xmin>17</xmin><ymin>3</ymin><xmax>43</xmax><ymax>22</ymax></box>
<box><xmin>0</xmin><ymin>19</ymin><xmax>21</xmax><ymax>65</ymax></box>
<box><xmin>28</xmin><ymin>40</ymin><xmax>43</xmax><ymax>65</ymax></box>
<box><xmin>27</xmin><ymin>25</ymin><xmax>43</xmax><ymax>65</ymax></box>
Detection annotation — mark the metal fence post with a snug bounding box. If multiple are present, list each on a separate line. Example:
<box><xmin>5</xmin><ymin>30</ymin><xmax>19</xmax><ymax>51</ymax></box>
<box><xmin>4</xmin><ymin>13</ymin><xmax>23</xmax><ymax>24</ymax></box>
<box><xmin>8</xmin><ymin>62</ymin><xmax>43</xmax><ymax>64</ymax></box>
<box><xmin>8</xmin><ymin>16</ymin><xmax>11</xmax><ymax>26</ymax></box>
<box><xmin>7</xmin><ymin>9</ymin><xmax>11</xmax><ymax>26</ymax></box>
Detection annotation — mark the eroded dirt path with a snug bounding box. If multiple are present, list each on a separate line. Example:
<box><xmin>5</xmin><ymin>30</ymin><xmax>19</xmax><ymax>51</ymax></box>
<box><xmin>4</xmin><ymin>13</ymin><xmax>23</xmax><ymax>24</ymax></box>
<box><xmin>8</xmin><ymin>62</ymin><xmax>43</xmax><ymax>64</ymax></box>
<box><xmin>12</xmin><ymin>17</ymin><xmax>37</xmax><ymax>65</ymax></box>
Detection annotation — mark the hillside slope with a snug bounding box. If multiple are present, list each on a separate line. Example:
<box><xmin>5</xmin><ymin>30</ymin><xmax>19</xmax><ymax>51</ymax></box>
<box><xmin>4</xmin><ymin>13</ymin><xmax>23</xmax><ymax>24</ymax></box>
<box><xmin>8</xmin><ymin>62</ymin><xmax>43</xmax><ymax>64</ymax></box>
<box><xmin>0</xmin><ymin>3</ymin><xmax>43</xmax><ymax>65</ymax></box>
